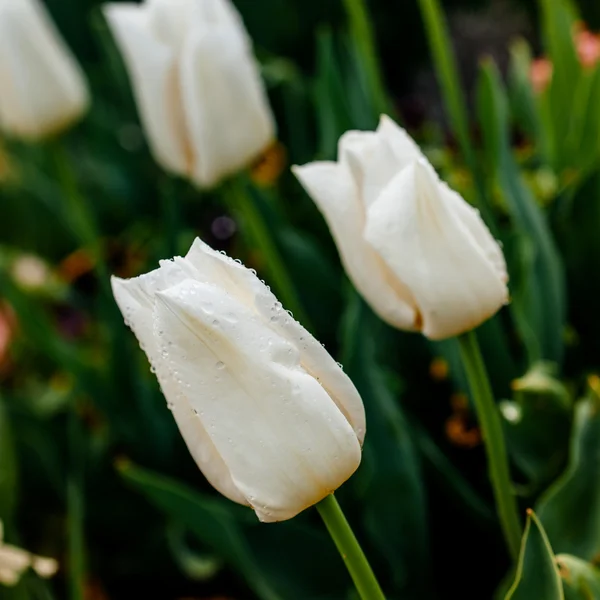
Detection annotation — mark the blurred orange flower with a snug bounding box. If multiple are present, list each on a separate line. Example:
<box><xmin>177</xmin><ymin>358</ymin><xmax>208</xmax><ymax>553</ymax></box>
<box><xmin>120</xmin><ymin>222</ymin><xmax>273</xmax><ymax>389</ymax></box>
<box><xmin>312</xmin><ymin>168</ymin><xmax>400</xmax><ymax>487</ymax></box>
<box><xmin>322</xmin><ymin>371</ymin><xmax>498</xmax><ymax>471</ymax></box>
<box><xmin>530</xmin><ymin>58</ymin><xmax>553</xmax><ymax>94</ymax></box>
<box><xmin>575</xmin><ymin>25</ymin><xmax>600</xmax><ymax>68</ymax></box>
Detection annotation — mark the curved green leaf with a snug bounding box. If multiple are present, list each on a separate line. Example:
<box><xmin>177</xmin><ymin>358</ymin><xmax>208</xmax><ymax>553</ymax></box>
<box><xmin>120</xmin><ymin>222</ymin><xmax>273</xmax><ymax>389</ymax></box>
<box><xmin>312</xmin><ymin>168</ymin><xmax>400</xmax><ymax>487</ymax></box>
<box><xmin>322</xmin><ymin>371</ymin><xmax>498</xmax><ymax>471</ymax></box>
<box><xmin>505</xmin><ymin>510</ymin><xmax>563</xmax><ymax>600</ymax></box>
<box><xmin>557</xmin><ymin>554</ymin><xmax>600</xmax><ymax>600</ymax></box>
<box><xmin>536</xmin><ymin>385</ymin><xmax>600</xmax><ymax>560</ymax></box>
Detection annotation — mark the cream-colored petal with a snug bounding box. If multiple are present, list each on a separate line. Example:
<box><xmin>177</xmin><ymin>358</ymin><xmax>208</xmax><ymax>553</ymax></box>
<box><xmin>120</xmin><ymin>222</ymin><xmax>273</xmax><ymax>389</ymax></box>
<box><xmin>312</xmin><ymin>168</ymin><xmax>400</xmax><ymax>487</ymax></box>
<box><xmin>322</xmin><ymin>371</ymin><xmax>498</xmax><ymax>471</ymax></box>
<box><xmin>31</xmin><ymin>556</ymin><xmax>58</xmax><ymax>578</ymax></box>
<box><xmin>111</xmin><ymin>270</ymin><xmax>246</xmax><ymax>505</ymax></box>
<box><xmin>376</xmin><ymin>114</ymin><xmax>424</xmax><ymax>165</ymax></box>
<box><xmin>154</xmin><ymin>279</ymin><xmax>361</xmax><ymax>522</ymax></box>
<box><xmin>442</xmin><ymin>183</ymin><xmax>508</xmax><ymax>283</ymax></box>
<box><xmin>0</xmin><ymin>545</ymin><xmax>31</xmax><ymax>576</ymax></box>
<box><xmin>0</xmin><ymin>0</ymin><xmax>88</xmax><ymax>140</ymax></box>
<box><xmin>179</xmin><ymin>27</ymin><xmax>275</xmax><ymax>188</ymax></box>
<box><xmin>146</xmin><ymin>0</ymin><xmax>249</xmax><ymax>48</ymax></box>
<box><xmin>183</xmin><ymin>238</ymin><xmax>366</xmax><ymax>441</ymax></box>
<box><xmin>364</xmin><ymin>160</ymin><xmax>508</xmax><ymax>340</ymax></box>
<box><xmin>103</xmin><ymin>4</ymin><xmax>190</xmax><ymax>176</ymax></box>
<box><xmin>0</xmin><ymin>566</ymin><xmax>20</xmax><ymax>586</ymax></box>
<box><xmin>292</xmin><ymin>163</ymin><xmax>418</xmax><ymax>330</ymax></box>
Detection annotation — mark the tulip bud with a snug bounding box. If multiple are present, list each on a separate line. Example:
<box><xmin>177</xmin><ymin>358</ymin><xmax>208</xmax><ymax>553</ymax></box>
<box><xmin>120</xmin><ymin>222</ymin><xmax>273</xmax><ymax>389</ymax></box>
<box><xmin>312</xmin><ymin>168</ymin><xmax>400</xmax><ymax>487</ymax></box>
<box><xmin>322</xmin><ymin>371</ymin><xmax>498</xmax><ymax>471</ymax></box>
<box><xmin>293</xmin><ymin>115</ymin><xmax>508</xmax><ymax>340</ymax></box>
<box><xmin>103</xmin><ymin>0</ymin><xmax>275</xmax><ymax>189</ymax></box>
<box><xmin>111</xmin><ymin>239</ymin><xmax>364</xmax><ymax>522</ymax></box>
<box><xmin>0</xmin><ymin>0</ymin><xmax>89</xmax><ymax>140</ymax></box>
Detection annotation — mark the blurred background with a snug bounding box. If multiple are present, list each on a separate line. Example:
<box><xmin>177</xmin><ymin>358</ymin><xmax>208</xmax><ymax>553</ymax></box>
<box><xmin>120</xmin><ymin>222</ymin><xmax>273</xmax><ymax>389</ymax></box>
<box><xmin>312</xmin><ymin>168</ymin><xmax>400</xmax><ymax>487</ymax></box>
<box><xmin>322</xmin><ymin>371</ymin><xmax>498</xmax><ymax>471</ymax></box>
<box><xmin>3</xmin><ymin>0</ymin><xmax>600</xmax><ymax>598</ymax></box>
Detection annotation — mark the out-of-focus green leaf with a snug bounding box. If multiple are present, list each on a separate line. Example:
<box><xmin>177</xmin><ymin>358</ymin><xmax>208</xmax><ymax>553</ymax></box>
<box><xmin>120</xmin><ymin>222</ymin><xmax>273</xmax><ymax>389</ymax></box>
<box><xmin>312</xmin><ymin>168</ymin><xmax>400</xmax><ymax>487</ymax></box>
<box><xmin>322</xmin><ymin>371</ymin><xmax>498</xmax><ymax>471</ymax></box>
<box><xmin>508</xmin><ymin>39</ymin><xmax>550</xmax><ymax>161</ymax></box>
<box><xmin>0</xmin><ymin>398</ymin><xmax>17</xmax><ymax>523</ymax></box>
<box><xmin>416</xmin><ymin>0</ymin><xmax>496</xmax><ymax>232</ymax></box>
<box><xmin>477</xmin><ymin>59</ymin><xmax>566</xmax><ymax>365</ymax></box>
<box><xmin>500</xmin><ymin>363</ymin><xmax>571</xmax><ymax>489</ymax></box>
<box><xmin>557</xmin><ymin>554</ymin><xmax>600</xmax><ymax>600</ymax></box>
<box><xmin>539</xmin><ymin>0</ymin><xmax>580</xmax><ymax>168</ymax></box>
<box><xmin>314</xmin><ymin>28</ymin><xmax>354</xmax><ymax>159</ymax></box>
<box><xmin>536</xmin><ymin>383</ymin><xmax>600</xmax><ymax>561</ymax></box>
<box><xmin>505</xmin><ymin>510</ymin><xmax>564</xmax><ymax>599</ymax></box>
<box><xmin>119</xmin><ymin>461</ymin><xmax>348</xmax><ymax>600</ymax></box>
<box><xmin>340</xmin><ymin>292</ymin><xmax>432</xmax><ymax>597</ymax></box>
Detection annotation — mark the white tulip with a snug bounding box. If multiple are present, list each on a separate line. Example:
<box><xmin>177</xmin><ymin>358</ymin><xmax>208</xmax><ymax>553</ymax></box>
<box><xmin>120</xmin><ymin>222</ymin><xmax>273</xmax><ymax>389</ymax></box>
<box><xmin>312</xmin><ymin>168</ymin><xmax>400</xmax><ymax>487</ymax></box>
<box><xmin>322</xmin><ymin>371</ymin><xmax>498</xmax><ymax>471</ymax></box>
<box><xmin>112</xmin><ymin>238</ymin><xmax>364</xmax><ymax>522</ymax></box>
<box><xmin>103</xmin><ymin>0</ymin><xmax>275</xmax><ymax>188</ymax></box>
<box><xmin>293</xmin><ymin>115</ymin><xmax>508</xmax><ymax>340</ymax></box>
<box><xmin>0</xmin><ymin>0</ymin><xmax>89</xmax><ymax>140</ymax></box>
<box><xmin>0</xmin><ymin>521</ymin><xmax>58</xmax><ymax>586</ymax></box>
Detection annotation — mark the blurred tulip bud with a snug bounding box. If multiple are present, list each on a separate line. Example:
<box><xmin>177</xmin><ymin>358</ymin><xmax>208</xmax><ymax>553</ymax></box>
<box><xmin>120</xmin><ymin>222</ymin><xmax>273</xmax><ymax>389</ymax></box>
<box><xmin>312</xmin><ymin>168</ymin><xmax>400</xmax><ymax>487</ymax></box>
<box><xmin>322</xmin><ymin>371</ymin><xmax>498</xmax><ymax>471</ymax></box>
<box><xmin>103</xmin><ymin>0</ymin><xmax>275</xmax><ymax>189</ymax></box>
<box><xmin>111</xmin><ymin>238</ymin><xmax>364</xmax><ymax>522</ymax></box>
<box><xmin>293</xmin><ymin>115</ymin><xmax>508</xmax><ymax>340</ymax></box>
<box><xmin>0</xmin><ymin>521</ymin><xmax>58</xmax><ymax>586</ymax></box>
<box><xmin>0</xmin><ymin>0</ymin><xmax>89</xmax><ymax>140</ymax></box>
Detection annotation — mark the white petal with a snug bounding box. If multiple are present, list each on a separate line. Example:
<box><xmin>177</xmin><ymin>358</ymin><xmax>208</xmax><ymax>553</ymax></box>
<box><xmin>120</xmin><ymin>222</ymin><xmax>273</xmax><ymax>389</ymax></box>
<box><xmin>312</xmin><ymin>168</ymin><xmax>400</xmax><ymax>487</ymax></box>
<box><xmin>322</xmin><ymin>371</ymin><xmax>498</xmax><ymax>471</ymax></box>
<box><xmin>146</xmin><ymin>0</ymin><xmax>249</xmax><ymax>48</ymax></box>
<box><xmin>154</xmin><ymin>279</ymin><xmax>362</xmax><ymax>522</ymax></box>
<box><xmin>292</xmin><ymin>162</ymin><xmax>418</xmax><ymax>331</ymax></box>
<box><xmin>0</xmin><ymin>545</ymin><xmax>31</xmax><ymax>575</ymax></box>
<box><xmin>31</xmin><ymin>556</ymin><xmax>58</xmax><ymax>578</ymax></box>
<box><xmin>364</xmin><ymin>160</ymin><xmax>508</xmax><ymax>340</ymax></box>
<box><xmin>111</xmin><ymin>270</ymin><xmax>246</xmax><ymax>505</ymax></box>
<box><xmin>338</xmin><ymin>117</ymin><xmax>422</xmax><ymax>210</ymax></box>
<box><xmin>103</xmin><ymin>4</ymin><xmax>190</xmax><ymax>176</ymax></box>
<box><xmin>442</xmin><ymin>184</ymin><xmax>508</xmax><ymax>283</ymax></box>
<box><xmin>0</xmin><ymin>0</ymin><xmax>88</xmax><ymax>140</ymax></box>
<box><xmin>376</xmin><ymin>114</ymin><xmax>424</xmax><ymax>165</ymax></box>
<box><xmin>179</xmin><ymin>27</ymin><xmax>275</xmax><ymax>188</ymax></box>
<box><xmin>183</xmin><ymin>239</ymin><xmax>366</xmax><ymax>441</ymax></box>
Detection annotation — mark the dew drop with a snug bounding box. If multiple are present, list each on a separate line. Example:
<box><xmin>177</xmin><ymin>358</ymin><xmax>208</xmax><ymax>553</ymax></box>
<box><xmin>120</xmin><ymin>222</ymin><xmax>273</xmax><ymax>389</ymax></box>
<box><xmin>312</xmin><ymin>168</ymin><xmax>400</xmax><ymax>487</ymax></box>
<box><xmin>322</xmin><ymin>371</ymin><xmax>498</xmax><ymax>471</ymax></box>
<box><xmin>216</xmin><ymin>361</ymin><xmax>225</xmax><ymax>370</ymax></box>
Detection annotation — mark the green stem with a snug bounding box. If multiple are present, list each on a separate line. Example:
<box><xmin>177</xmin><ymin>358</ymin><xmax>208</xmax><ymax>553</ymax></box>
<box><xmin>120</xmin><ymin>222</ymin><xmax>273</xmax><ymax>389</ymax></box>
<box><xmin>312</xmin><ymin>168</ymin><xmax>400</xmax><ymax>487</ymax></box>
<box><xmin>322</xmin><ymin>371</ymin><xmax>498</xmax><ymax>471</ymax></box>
<box><xmin>67</xmin><ymin>406</ymin><xmax>85</xmax><ymax>600</ymax></box>
<box><xmin>316</xmin><ymin>494</ymin><xmax>386</xmax><ymax>600</ymax></box>
<box><xmin>342</xmin><ymin>0</ymin><xmax>390</xmax><ymax>117</ymax></box>
<box><xmin>457</xmin><ymin>331</ymin><xmax>522</xmax><ymax>560</ymax></box>
<box><xmin>50</xmin><ymin>141</ymin><xmax>110</xmax><ymax>294</ymax></box>
<box><xmin>223</xmin><ymin>178</ymin><xmax>313</xmax><ymax>331</ymax></box>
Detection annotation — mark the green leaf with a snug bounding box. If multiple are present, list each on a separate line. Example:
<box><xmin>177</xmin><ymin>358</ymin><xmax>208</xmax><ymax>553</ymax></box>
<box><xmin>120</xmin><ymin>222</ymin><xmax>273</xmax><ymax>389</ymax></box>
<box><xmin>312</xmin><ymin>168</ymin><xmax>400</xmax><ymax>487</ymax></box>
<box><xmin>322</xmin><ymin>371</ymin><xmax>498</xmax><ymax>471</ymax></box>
<box><xmin>536</xmin><ymin>384</ymin><xmax>600</xmax><ymax>561</ymax></box>
<box><xmin>118</xmin><ymin>461</ymin><xmax>348</xmax><ymax>600</ymax></box>
<box><xmin>507</xmin><ymin>39</ymin><xmax>550</xmax><ymax>161</ymax></box>
<box><xmin>416</xmin><ymin>0</ymin><xmax>496</xmax><ymax>231</ymax></box>
<box><xmin>314</xmin><ymin>28</ymin><xmax>354</xmax><ymax>159</ymax></box>
<box><xmin>0</xmin><ymin>399</ymin><xmax>17</xmax><ymax>524</ymax></box>
<box><xmin>340</xmin><ymin>292</ymin><xmax>432</xmax><ymax>596</ymax></box>
<box><xmin>505</xmin><ymin>510</ymin><xmax>564</xmax><ymax>599</ymax></box>
<box><xmin>557</xmin><ymin>554</ymin><xmax>600</xmax><ymax>600</ymax></box>
<box><xmin>500</xmin><ymin>362</ymin><xmax>572</xmax><ymax>489</ymax></box>
<box><xmin>476</xmin><ymin>59</ymin><xmax>566</xmax><ymax>364</ymax></box>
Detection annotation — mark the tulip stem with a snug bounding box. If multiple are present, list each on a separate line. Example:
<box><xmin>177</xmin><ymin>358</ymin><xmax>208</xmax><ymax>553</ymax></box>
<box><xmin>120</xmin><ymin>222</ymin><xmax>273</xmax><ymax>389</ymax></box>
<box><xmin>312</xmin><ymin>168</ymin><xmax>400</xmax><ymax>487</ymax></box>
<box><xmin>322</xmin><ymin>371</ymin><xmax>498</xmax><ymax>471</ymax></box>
<box><xmin>316</xmin><ymin>494</ymin><xmax>386</xmax><ymax>600</ymax></box>
<box><xmin>457</xmin><ymin>330</ymin><xmax>522</xmax><ymax>560</ymax></box>
<box><xmin>223</xmin><ymin>178</ymin><xmax>313</xmax><ymax>331</ymax></box>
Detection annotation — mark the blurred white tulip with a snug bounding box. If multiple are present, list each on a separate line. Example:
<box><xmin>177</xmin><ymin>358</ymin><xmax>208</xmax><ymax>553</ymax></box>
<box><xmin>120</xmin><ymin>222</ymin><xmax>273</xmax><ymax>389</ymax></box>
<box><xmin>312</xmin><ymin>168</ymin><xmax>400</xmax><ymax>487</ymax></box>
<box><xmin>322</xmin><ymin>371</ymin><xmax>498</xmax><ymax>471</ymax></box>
<box><xmin>293</xmin><ymin>115</ymin><xmax>508</xmax><ymax>340</ymax></box>
<box><xmin>0</xmin><ymin>0</ymin><xmax>89</xmax><ymax>140</ymax></box>
<box><xmin>103</xmin><ymin>0</ymin><xmax>275</xmax><ymax>188</ymax></box>
<box><xmin>112</xmin><ymin>238</ymin><xmax>364</xmax><ymax>522</ymax></box>
<box><xmin>0</xmin><ymin>521</ymin><xmax>58</xmax><ymax>586</ymax></box>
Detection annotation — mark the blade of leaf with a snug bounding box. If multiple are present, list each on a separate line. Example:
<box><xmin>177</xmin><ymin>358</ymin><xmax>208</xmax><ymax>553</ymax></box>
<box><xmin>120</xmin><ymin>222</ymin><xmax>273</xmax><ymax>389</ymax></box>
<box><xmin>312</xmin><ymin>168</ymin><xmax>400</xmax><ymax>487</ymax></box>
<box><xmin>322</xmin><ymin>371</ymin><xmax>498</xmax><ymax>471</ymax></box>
<box><xmin>505</xmin><ymin>510</ymin><xmax>564</xmax><ymax>600</ymax></box>
<box><xmin>476</xmin><ymin>59</ymin><xmax>566</xmax><ymax>364</ymax></box>
<box><xmin>536</xmin><ymin>383</ymin><xmax>600</xmax><ymax>561</ymax></box>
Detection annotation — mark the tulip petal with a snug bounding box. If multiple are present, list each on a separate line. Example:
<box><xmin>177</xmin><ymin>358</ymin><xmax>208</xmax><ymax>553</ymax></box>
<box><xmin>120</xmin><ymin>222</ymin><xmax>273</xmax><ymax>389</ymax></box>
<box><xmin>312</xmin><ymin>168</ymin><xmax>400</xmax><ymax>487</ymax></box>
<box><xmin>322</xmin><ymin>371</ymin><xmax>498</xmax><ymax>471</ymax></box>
<box><xmin>292</xmin><ymin>162</ymin><xmax>418</xmax><ymax>331</ymax></box>
<box><xmin>376</xmin><ymin>114</ymin><xmax>424</xmax><ymax>165</ymax></box>
<box><xmin>111</xmin><ymin>270</ymin><xmax>246</xmax><ymax>505</ymax></box>
<box><xmin>179</xmin><ymin>26</ymin><xmax>275</xmax><ymax>187</ymax></box>
<box><xmin>103</xmin><ymin>3</ymin><xmax>191</xmax><ymax>177</ymax></box>
<box><xmin>146</xmin><ymin>0</ymin><xmax>250</xmax><ymax>49</ymax></box>
<box><xmin>365</xmin><ymin>160</ymin><xmax>508</xmax><ymax>340</ymax></box>
<box><xmin>0</xmin><ymin>0</ymin><xmax>88</xmax><ymax>140</ymax></box>
<box><xmin>154</xmin><ymin>278</ymin><xmax>362</xmax><ymax>521</ymax></box>
<box><xmin>183</xmin><ymin>238</ymin><xmax>366</xmax><ymax>442</ymax></box>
